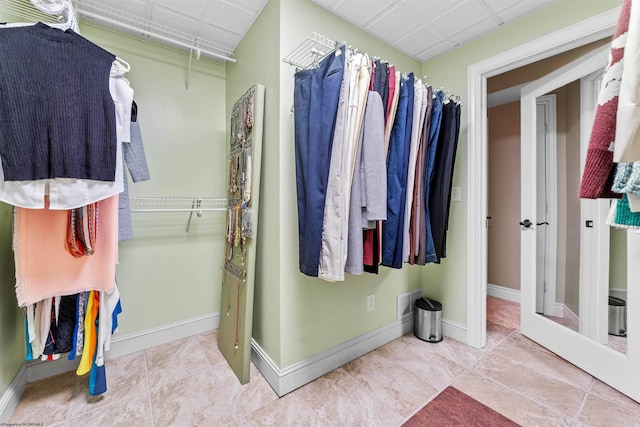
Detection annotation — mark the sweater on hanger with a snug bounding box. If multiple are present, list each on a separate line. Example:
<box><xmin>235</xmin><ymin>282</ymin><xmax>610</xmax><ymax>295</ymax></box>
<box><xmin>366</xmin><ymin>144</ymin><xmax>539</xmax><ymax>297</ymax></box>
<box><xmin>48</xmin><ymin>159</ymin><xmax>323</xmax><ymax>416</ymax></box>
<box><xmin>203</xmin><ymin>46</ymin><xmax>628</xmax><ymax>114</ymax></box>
<box><xmin>0</xmin><ymin>22</ymin><xmax>117</xmax><ymax>182</ymax></box>
<box><xmin>579</xmin><ymin>0</ymin><xmax>630</xmax><ymax>199</ymax></box>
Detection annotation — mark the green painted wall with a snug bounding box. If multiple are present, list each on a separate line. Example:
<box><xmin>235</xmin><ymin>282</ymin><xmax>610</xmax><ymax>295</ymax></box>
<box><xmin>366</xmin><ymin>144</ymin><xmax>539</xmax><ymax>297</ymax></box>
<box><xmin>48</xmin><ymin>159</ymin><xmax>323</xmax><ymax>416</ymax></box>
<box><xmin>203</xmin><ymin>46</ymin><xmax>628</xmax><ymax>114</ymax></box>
<box><xmin>77</xmin><ymin>25</ymin><xmax>228</xmax><ymax>335</ymax></box>
<box><xmin>226</xmin><ymin>0</ymin><xmax>283</xmax><ymax>366</ymax></box>
<box><xmin>610</xmin><ymin>229</ymin><xmax>627</xmax><ymax>290</ymax></box>
<box><xmin>0</xmin><ymin>203</ymin><xmax>24</xmax><ymax>406</ymax></box>
<box><xmin>420</xmin><ymin>0</ymin><xmax>623</xmax><ymax>325</ymax></box>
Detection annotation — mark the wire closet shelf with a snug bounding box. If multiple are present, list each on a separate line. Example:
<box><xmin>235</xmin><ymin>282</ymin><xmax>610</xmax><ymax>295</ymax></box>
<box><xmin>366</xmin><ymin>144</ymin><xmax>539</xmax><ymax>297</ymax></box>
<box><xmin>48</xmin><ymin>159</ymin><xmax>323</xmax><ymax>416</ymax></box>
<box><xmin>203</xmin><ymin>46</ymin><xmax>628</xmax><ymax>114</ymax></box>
<box><xmin>129</xmin><ymin>196</ymin><xmax>227</xmax><ymax>213</ymax></box>
<box><xmin>282</xmin><ymin>32</ymin><xmax>462</xmax><ymax>104</ymax></box>
<box><xmin>130</xmin><ymin>196</ymin><xmax>227</xmax><ymax>234</ymax></box>
<box><xmin>0</xmin><ymin>0</ymin><xmax>236</xmax><ymax>62</ymax></box>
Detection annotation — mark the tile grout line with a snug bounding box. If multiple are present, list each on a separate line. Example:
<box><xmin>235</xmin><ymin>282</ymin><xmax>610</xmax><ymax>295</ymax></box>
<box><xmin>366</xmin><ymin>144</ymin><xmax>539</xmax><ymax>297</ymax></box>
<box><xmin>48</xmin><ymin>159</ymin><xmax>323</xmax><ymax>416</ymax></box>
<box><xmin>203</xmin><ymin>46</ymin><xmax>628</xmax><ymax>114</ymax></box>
<box><xmin>196</xmin><ymin>333</ymin><xmax>243</xmax><ymax>423</ymax></box>
<box><xmin>446</xmin><ymin>325</ymin><xmax>578</xmax><ymax>423</ymax></box>
<box><xmin>396</xmin><ymin>328</ymin><xmax>516</xmax><ymax>426</ymax></box>
<box><xmin>570</xmin><ymin>376</ymin><xmax>596</xmax><ymax>425</ymax></box>
<box><xmin>471</xmin><ymin>366</ymin><xmax>572</xmax><ymax>422</ymax></box>
<box><xmin>339</xmin><ymin>357</ymin><xmax>412</xmax><ymax>424</ymax></box>
<box><xmin>143</xmin><ymin>351</ymin><xmax>155</xmax><ymax>427</ymax></box>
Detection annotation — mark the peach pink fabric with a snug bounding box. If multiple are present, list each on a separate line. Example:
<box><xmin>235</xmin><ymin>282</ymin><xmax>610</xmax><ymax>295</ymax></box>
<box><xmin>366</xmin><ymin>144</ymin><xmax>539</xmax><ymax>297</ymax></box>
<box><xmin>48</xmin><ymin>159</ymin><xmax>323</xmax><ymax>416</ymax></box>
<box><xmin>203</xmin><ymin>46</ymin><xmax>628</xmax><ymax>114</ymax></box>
<box><xmin>14</xmin><ymin>195</ymin><xmax>118</xmax><ymax>307</ymax></box>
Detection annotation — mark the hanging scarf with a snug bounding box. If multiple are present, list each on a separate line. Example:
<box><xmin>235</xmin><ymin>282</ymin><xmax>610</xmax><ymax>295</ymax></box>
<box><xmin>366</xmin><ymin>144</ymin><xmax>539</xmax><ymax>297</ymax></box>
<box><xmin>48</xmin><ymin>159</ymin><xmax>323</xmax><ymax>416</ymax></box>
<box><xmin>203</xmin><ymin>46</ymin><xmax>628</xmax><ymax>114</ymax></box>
<box><xmin>66</xmin><ymin>202</ymin><xmax>98</xmax><ymax>257</ymax></box>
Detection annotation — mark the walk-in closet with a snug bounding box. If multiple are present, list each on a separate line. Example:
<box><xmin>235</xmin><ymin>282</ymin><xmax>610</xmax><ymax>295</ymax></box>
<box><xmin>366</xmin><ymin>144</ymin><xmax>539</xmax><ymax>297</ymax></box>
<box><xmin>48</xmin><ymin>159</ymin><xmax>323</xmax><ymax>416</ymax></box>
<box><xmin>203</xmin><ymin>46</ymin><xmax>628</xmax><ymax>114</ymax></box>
<box><xmin>1</xmin><ymin>0</ymin><xmax>639</xmax><ymax>425</ymax></box>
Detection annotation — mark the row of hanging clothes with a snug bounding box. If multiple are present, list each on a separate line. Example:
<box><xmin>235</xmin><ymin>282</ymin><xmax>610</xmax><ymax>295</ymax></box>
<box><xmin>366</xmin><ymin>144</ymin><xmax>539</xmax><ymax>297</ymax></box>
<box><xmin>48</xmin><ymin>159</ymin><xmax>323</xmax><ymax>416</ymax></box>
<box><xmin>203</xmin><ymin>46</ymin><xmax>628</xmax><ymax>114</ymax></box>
<box><xmin>580</xmin><ymin>0</ymin><xmax>640</xmax><ymax>227</ymax></box>
<box><xmin>293</xmin><ymin>44</ymin><xmax>461</xmax><ymax>282</ymax></box>
<box><xmin>0</xmin><ymin>1</ymin><xmax>150</xmax><ymax>396</ymax></box>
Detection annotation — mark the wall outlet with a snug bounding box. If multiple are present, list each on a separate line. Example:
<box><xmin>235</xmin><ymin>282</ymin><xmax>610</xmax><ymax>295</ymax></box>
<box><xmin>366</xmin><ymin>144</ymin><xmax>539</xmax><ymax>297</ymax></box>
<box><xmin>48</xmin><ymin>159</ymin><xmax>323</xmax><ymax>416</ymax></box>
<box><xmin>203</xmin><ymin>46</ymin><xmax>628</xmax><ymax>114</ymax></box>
<box><xmin>367</xmin><ymin>294</ymin><xmax>376</xmax><ymax>312</ymax></box>
<box><xmin>451</xmin><ymin>186</ymin><xmax>461</xmax><ymax>202</ymax></box>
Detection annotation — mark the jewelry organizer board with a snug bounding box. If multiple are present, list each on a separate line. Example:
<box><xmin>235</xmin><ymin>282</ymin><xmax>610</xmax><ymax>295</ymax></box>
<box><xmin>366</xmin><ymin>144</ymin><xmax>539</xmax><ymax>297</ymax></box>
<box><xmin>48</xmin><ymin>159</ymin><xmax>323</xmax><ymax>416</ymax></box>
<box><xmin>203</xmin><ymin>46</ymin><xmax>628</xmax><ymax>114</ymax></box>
<box><xmin>218</xmin><ymin>84</ymin><xmax>265</xmax><ymax>384</ymax></box>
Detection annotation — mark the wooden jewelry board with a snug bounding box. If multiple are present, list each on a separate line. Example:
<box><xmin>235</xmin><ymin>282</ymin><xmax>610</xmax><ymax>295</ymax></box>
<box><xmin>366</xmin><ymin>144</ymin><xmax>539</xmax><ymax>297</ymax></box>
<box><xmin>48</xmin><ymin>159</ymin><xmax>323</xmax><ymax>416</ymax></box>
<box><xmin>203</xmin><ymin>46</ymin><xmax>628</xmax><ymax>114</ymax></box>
<box><xmin>218</xmin><ymin>84</ymin><xmax>264</xmax><ymax>384</ymax></box>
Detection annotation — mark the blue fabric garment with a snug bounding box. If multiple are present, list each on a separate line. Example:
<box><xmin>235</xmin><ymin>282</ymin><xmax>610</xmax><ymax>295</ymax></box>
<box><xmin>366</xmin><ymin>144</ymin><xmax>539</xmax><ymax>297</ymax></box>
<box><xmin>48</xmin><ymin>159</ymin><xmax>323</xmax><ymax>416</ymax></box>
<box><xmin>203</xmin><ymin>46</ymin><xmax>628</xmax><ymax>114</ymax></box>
<box><xmin>294</xmin><ymin>68</ymin><xmax>313</xmax><ymax>274</ymax></box>
<box><xmin>424</xmin><ymin>91</ymin><xmax>444</xmax><ymax>263</ymax></box>
<box><xmin>373</xmin><ymin>59</ymin><xmax>382</xmax><ymax>93</ymax></box>
<box><xmin>25</xmin><ymin>314</ymin><xmax>32</xmax><ymax>361</ymax></box>
<box><xmin>112</xmin><ymin>298</ymin><xmax>122</xmax><ymax>333</ymax></box>
<box><xmin>294</xmin><ymin>47</ymin><xmax>345</xmax><ymax>277</ymax></box>
<box><xmin>440</xmin><ymin>103</ymin><xmax>462</xmax><ymax>258</ymax></box>
<box><xmin>429</xmin><ymin>101</ymin><xmax>459</xmax><ymax>262</ymax></box>
<box><xmin>382</xmin><ymin>74</ymin><xmax>413</xmax><ymax>268</ymax></box>
<box><xmin>68</xmin><ymin>294</ymin><xmax>80</xmax><ymax>361</ymax></box>
<box><xmin>391</xmin><ymin>72</ymin><xmax>415</xmax><ymax>268</ymax></box>
<box><xmin>89</xmin><ymin>320</ymin><xmax>107</xmax><ymax>396</ymax></box>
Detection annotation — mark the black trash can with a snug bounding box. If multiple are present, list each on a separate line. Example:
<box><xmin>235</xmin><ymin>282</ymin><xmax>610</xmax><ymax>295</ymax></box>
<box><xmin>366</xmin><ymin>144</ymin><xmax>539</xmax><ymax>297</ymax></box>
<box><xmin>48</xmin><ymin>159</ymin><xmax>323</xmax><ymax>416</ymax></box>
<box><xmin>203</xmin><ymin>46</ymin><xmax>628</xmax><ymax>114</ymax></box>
<box><xmin>414</xmin><ymin>297</ymin><xmax>443</xmax><ymax>343</ymax></box>
<box><xmin>608</xmin><ymin>296</ymin><xmax>627</xmax><ymax>337</ymax></box>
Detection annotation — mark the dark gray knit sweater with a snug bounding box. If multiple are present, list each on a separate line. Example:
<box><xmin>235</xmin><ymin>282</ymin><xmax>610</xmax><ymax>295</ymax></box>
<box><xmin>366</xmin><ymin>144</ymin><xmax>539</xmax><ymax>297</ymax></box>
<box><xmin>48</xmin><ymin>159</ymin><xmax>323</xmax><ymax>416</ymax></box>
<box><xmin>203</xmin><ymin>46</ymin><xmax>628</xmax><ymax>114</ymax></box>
<box><xmin>0</xmin><ymin>22</ymin><xmax>117</xmax><ymax>181</ymax></box>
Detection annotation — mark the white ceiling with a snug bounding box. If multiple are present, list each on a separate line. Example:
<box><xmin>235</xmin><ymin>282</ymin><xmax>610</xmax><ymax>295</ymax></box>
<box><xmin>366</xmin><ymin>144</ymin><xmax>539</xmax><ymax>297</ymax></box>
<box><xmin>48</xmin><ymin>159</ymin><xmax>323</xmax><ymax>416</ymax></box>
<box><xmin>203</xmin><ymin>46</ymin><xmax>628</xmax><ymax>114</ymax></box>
<box><xmin>311</xmin><ymin>0</ymin><xmax>557</xmax><ymax>62</ymax></box>
<box><xmin>69</xmin><ymin>0</ymin><xmax>557</xmax><ymax>63</ymax></box>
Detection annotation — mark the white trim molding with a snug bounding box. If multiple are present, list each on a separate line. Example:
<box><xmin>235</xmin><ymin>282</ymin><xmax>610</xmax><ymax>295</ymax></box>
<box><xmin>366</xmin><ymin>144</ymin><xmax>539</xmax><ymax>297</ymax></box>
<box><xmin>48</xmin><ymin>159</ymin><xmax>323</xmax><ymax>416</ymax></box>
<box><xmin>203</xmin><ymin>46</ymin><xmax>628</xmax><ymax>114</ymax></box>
<box><xmin>0</xmin><ymin>364</ymin><xmax>27</xmax><ymax>424</ymax></box>
<box><xmin>466</xmin><ymin>7</ymin><xmax>620</xmax><ymax>350</ymax></box>
<box><xmin>487</xmin><ymin>283</ymin><xmax>521</xmax><ymax>303</ymax></box>
<box><xmin>554</xmin><ymin>303</ymin><xmax>580</xmax><ymax>332</ymax></box>
<box><xmin>252</xmin><ymin>315</ymin><xmax>466</xmax><ymax>397</ymax></box>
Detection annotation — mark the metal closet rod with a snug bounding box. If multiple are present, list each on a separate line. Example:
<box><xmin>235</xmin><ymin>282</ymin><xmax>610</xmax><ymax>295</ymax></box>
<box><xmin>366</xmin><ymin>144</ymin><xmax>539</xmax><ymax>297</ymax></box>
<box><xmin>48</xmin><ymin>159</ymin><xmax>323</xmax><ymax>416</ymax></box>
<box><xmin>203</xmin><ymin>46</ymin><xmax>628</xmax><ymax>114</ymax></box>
<box><xmin>77</xmin><ymin>9</ymin><xmax>237</xmax><ymax>63</ymax></box>
<box><xmin>129</xmin><ymin>196</ymin><xmax>227</xmax><ymax>213</ymax></box>
<box><xmin>129</xmin><ymin>196</ymin><xmax>227</xmax><ymax>234</ymax></box>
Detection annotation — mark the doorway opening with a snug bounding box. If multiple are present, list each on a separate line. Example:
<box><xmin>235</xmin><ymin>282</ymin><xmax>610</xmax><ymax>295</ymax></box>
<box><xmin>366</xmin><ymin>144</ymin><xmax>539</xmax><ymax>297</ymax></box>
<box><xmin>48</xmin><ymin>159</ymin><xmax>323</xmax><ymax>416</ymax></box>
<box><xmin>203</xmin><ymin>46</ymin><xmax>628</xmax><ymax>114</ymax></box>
<box><xmin>465</xmin><ymin>8</ymin><xmax>619</xmax><ymax>349</ymax></box>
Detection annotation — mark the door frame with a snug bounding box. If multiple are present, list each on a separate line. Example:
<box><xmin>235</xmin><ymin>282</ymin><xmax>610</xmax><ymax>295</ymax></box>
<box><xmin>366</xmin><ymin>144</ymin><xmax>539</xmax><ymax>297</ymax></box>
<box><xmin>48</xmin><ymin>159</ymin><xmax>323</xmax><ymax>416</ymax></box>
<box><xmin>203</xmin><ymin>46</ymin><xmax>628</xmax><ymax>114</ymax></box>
<box><xmin>466</xmin><ymin>7</ymin><xmax>619</xmax><ymax>349</ymax></box>
<box><xmin>579</xmin><ymin>69</ymin><xmax>611</xmax><ymax>344</ymax></box>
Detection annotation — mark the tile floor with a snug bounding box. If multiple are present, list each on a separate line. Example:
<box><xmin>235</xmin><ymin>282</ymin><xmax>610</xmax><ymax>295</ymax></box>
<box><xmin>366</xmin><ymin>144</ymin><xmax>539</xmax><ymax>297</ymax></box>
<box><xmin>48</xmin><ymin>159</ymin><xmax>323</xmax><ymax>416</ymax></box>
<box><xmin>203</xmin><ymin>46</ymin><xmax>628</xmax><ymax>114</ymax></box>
<box><xmin>9</xmin><ymin>297</ymin><xmax>640</xmax><ymax>427</ymax></box>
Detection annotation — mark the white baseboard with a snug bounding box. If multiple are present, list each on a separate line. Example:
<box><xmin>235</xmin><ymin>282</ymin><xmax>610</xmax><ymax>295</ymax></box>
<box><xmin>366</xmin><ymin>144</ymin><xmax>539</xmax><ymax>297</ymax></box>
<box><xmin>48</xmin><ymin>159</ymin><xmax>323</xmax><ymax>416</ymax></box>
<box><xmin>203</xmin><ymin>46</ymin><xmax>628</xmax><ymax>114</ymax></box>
<box><xmin>554</xmin><ymin>303</ymin><xmax>579</xmax><ymax>331</ymax></box>
<box><xmin>562</xmin><ymin>305</ymin><xmax>579</xmax><ymax>331</ymax></box>
<box><xmin>443</xmin><ymin>318</ymin><xmax>468</xmax><ymax>344</ymax></box>
<box><xmin>554</xmin><ymin>303</ymin><xmax>564</xmax><ymax>318</ymax></box>
<box><xmin>26</xmin><ymin>313</ymin><xmax>219</xmax><ymax>383</ymax></box>
<box><xmin>251</xmin><ymin>314</ymin><xmax>466</xmax><ymax>397</ymax></box>
<box><xmin>487</xmin><ymin>283</ymin><xmax>520</xmax><ymax>303</ymax></box>
<box><xmin>0</xmin><ymin>364</ymin><xmax>27</xmax><ymax>424</ymax></box>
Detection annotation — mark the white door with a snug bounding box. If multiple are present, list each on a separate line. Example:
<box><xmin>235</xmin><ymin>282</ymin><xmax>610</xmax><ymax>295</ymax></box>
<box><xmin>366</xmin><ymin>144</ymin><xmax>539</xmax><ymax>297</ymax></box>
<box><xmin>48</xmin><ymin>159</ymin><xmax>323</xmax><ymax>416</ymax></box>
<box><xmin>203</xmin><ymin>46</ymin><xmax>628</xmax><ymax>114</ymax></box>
<box><xmin>520</xmin><ymin>45</ymin><xmax>640</xmax><ymax>402</ymax></box>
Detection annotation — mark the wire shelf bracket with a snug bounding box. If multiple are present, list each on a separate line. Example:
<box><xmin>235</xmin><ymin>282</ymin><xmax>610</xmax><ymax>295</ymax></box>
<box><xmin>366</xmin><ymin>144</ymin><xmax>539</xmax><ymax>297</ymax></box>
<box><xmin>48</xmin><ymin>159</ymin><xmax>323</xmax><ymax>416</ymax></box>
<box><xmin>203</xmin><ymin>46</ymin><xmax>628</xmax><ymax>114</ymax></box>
<box><xmin>282</xmin><ymin>32</ymin><xmax>339</xmax><ymax>70</ymax></box>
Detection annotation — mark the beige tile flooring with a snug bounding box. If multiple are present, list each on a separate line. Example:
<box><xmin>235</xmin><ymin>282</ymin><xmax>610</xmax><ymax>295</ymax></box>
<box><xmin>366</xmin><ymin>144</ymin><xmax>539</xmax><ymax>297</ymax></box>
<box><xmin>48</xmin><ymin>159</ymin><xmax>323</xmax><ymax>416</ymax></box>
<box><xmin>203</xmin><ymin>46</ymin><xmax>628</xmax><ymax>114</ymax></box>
<box><xmin>9</xmin><ymin>297</ymin><xmax>640</xmax><ymax>427</ymax></box>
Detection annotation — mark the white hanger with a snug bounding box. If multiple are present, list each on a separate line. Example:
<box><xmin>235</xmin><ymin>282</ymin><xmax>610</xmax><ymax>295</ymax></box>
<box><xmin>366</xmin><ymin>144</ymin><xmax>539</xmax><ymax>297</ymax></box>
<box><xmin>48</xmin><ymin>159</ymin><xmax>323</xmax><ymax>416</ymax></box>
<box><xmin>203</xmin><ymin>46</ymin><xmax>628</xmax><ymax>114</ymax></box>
<box><xmin>112</xmin><ymin>57</ymin><xmax>131</xmax><ymax>76</ymax></box>
<box><xmin>30</xmin><ymin>0</ymin><xmax>79</xmax><ymax>32</ymax></box>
